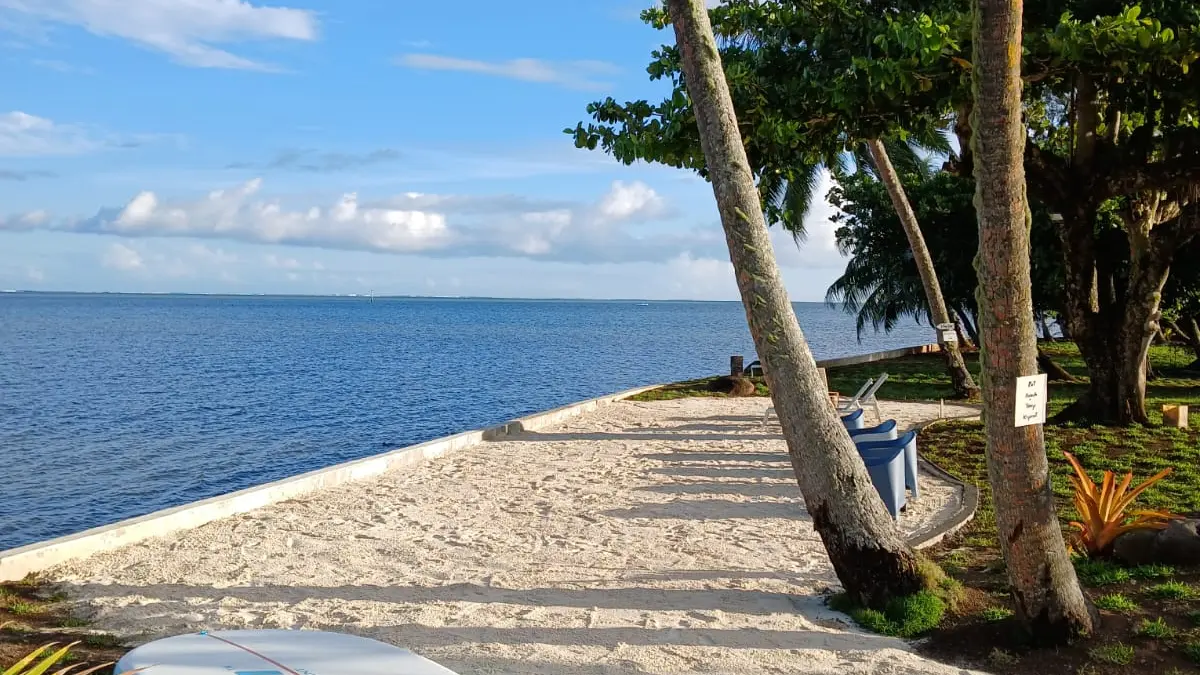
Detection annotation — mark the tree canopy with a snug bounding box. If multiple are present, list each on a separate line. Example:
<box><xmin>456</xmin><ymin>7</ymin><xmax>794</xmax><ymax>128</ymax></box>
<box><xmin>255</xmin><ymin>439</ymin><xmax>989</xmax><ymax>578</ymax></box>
<box><xmin>569</xmin><ymin>0</ymin><xmax>1200</xmax><ymax>423</ymax></box>
<box><xmin>827</xmin><ymin>167</ymin><xmax>1063</xmax><ymax>340</ymax></box>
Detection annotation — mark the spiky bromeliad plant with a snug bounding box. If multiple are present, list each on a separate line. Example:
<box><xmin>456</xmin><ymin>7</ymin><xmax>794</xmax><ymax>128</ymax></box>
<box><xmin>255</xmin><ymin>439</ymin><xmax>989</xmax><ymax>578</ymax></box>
<box><xmin>1064</xmin><ymin>452</ymin><xmax>1178</xmax><ymax>557</ymax></box>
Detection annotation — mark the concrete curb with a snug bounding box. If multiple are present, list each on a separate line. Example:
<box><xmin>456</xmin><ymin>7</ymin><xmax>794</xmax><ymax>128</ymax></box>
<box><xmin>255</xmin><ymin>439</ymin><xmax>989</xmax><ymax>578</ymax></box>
<box><xmin>0</xmin><ymin>384</ymin><xmax>662</xmax><ymax>582</ymax></box>
<box><xmin>906</xmin><ymin>415</ymin><xmax>983</xmax><ymax>550</ymax></box>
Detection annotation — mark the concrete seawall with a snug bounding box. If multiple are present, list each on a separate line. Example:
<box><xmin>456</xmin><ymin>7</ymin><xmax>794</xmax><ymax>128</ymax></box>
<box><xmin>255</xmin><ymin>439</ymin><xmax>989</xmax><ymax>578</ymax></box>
<box><xmin>1</xmin><ymin>343</ymin><xmax>939</xmax><ymax>581</ymax></box>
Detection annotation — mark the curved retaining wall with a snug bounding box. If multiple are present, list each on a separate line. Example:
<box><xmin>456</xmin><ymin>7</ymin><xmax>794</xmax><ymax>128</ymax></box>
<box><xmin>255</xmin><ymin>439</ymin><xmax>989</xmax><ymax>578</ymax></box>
<box><xmin>0</xmin><ymin>342</ymin><xmax>943</xmax><ymax>581</ymax></box>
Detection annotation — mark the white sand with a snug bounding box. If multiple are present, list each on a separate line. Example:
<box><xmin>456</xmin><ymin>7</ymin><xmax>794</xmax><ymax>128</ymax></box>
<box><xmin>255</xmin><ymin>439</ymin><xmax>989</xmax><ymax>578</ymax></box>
<box><xmin>52</xmin><ymin>397</ymin><xmax>985</xmax><ymax>675</ymax></box>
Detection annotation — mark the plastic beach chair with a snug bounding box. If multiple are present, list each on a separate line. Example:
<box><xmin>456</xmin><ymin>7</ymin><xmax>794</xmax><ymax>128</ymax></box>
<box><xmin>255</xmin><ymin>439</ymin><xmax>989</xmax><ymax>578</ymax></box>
<box><xmin>762</xmin><ymin>377</ymin><xmax>875</xmax><ymax>426</ymax></box>
<box><xmin>856</xmin><ymin>429</ymin><xmax>920</xmax><ymax>500</ymax></box>
<box><xmin>836</xmin><ymin>378</ymin><xmax>876</xmax><ymax>413</ymax></box>
<box><xmin>841</xmin><ymin>407</ymin><xmax>866</xmax><ymax>430</ymax></box>
<box><xmin>854</xmin><ymin>372</ymin><xmax>892</xmax><ymax>420</ymax></box>
<box><xmin>848</xmin><ymin>419</ymin><xmax>898</xmax><ymax>443</ymax></box>
<box><xmin>856</xmin><ymin>443</ymin><xmax>907</xmax><ymax>520</ymax></box>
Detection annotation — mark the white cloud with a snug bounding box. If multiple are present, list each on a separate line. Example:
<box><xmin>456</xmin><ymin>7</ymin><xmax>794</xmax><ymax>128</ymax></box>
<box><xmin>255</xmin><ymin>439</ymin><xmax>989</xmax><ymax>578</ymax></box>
<box><xmin>98</xmin><ymin>178</ymin><xmax>453</xmax><ymax>254</ymax></box>
<box><xmin>0</xmin><ymin>111</ymin><xmax>97</xmax><ymax>156</ymax></box>
<box><xmin>597</xmin><ymin>180</ymin><xmax>667</xmax><ymax>221</ymax></box>
<box><xmin>102</xmin><ymin>243</ymin><xmax>144</xmax><ymax>271</ymax></box>
<box><xmin>0</xmin><ymin>178</ymin><xmax>849</xmax><ymax>271</ymax></box>
<box><xmin>0</xmin><ymin>110</ymin><xmax>170</xmax><ymax>157</ymax></box>
<box><xmin>664</xmin><ymin>253</ymin><xmax>736</xmax><ymax>299</ymax></box>
<box><xmin>0</xmin><ymin>0</ymin><xmax>317</xmax><ymax>71</ymax></box>
<box><xmin>187</xmin><ymin>243</ymin><xmax>238</xmax><ymax>265</ymax></box>
<box><xmin>264</xmin><ymin>253</ymin><xmax>302</xmax><ymax>270</ymax></box>
<box><xmin>395</xmin><ymin>54</ymin><xmax>618</xmax><ymax>90</ymax></box>
<box><xmin>767</xmin><ymin>169</ymin><xmax>846</xmax><ymax>269</ymax></box>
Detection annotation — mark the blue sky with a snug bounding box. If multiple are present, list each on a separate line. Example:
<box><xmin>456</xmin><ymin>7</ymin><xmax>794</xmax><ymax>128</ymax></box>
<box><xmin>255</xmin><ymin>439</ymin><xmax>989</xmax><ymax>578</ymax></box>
<box><xmin>0</xmin><ymin>0</ymin><xmax>848</xmax><ymax>300</ymax></box>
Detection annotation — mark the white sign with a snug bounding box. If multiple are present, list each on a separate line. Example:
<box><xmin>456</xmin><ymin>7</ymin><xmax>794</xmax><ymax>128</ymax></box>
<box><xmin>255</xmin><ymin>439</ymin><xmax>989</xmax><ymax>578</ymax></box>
<box><xmin>941</xmin><ymin>330</ymin><xmax>958</xmax><ymax>343</ymax></box>
<box><xmin>936</xmin><ymin>322</ymin><xmax>956</xmax><ymax>331</ymax></box>
<box><xmin>1015</xmin><ymin>373</ymin><xmax>1048</xmax><ymax>427</ymax></box>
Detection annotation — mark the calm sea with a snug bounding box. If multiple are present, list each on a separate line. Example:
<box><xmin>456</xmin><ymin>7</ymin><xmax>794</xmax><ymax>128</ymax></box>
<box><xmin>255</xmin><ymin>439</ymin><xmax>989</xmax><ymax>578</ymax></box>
<box><xmin>0</xmin><ymin>293</ymin><xmax>930</xmax><ymax>550</ymax></box>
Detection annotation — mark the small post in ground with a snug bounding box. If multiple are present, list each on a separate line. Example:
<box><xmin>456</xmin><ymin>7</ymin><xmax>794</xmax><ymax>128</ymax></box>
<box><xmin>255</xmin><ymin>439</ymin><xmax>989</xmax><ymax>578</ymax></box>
<box><xmin>730</xmin><ymin>355</ymin><xmax>744</xmax><ymax>377</ymax></box>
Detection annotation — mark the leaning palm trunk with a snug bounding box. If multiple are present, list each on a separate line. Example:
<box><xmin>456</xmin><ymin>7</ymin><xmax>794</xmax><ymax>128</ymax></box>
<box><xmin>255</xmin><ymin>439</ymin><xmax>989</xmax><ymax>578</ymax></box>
<box><xmin>866</xmin><ymin>139</ymin><xmax>980</xmax><ymax>400</ymax></box>
<box><xmin>971</xmin><ymin>0</ymin><xmax>1096</xmax><ymax>641</ymax></box>
<box><xmin>667</xmin><ymin>0</ymin><xmax>931</xmax><ymax>608</ymax></box>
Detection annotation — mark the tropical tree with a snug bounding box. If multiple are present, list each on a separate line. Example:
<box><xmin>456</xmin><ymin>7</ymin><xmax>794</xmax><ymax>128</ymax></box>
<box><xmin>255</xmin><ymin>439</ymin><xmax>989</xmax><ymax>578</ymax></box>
<box><xmin>828</xmin><ymin>168</ymin><xmax>982</xmax><ymax>341</ymax></box>
<box><xmin>663</xmin><ymin>0</ymin><xmax>936</xmax><ymax>608</ymax></box>
<box><xmin>865</xmin><ymin>139</ymin><xmax>979</xmax><ymax>397</ymax></box>
<box><xmin>571</xmin><ymin>0</ymin><xmax>1200</xmax><ymax>424</ymax></box>
<box><xmin>569</xmin><ymin>4</ymin><xmax>979</xmax><ymax>398</ymax></box>
<box><xmin>971</xmin><ymin>0</ymin><xmax>1096</xmax><ymax>640</ymax></box>
<box><xmin>828</xmin><ymin>165</ymin><xmax>1065</xmax><ymax>343</ymax></box>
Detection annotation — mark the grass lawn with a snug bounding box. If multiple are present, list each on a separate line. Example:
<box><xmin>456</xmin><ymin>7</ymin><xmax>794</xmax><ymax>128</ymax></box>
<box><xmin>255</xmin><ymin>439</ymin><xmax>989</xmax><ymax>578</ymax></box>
<box><xmin>915</xmin><ymin>344</ymin><xmax>1200</xmax><ymax>674</ymax></box>
<box><xmin>632</xmin><ymin>341</ymin><xmax>1200</xmax><ymax>674</ymax></box>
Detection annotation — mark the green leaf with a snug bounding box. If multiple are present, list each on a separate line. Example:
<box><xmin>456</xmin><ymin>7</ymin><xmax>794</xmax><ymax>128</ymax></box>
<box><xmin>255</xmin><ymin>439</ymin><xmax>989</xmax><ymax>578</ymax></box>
<box><xmin>1137</xmin><ymin>27</ymin><xmax>1152</xmax><ymax>49</ymax></box>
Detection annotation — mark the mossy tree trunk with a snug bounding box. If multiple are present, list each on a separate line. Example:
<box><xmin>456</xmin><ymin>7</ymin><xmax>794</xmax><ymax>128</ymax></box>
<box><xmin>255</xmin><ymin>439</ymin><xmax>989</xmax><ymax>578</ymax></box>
<box><xmin>971</xmin><ymin>0</ymin><xmax>1097</xmax><ymax>641</ymax></box>
<box><xmin>866</xmin><ymin>139</ymin><xmax>980</xmax><ymax>400</ymax></box>
<box><xmin>666</xmin><ymin>0</ymin><xmax>933</xmax><ymax>609</ymax></box>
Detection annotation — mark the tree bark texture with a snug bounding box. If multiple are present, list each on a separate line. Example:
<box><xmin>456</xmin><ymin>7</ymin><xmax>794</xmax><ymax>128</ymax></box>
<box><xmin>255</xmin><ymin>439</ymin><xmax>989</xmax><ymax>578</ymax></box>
<box><xmin>866</xmin><ymin>139</ymin><xmax>980</xmax><ymax>400</ymax></box>
<box><xmin>971</xmin><ymin>0</ymin><xmax>1097</xmax><ymax>641</ymax></box>
<box><xmin>667</xmin><ymin>0</ymin><xmax>929</xmax><ymax>608</ymax></box>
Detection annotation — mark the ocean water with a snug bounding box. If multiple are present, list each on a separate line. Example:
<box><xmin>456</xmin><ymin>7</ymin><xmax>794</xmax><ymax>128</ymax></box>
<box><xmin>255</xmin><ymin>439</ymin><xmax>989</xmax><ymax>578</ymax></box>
<box><xmin>0</xmin><ymin>293</ymin><xmax>930</xmax><ymax>550</ymax></box>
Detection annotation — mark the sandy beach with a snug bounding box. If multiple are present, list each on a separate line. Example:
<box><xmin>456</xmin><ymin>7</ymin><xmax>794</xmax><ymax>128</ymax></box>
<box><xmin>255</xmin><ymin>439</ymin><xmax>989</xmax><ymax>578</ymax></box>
<box><xmin>52</xmin><ymin>396</ymin><xmax>984</xmax><ymax>675</ymax></box>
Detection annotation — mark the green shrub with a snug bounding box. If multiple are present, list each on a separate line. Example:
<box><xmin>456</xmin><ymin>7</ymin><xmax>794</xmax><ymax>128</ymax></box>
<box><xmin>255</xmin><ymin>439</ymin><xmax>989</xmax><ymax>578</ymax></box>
<box><xmin>835</xmin><ymin>591</ymin><xmax>948</xmax><ymax>638</ymax></box>
<box><xmin>1148</xmin><ymin>581</ymin><xmax>1198</xmax><ymax>600</ymax></box>
<box><xmin>4</xmin><ymin>600</ymin><xmax>43</xmax><ymax>616</ymax></box>
<box><xmin>1131</xmin><ymin>564</ymin><xmax>1175</xmax><ymax>580</ymax></box>
<box><xmin>1073</xmin><ymin>558</ymin><xmax>1133</xmax><ymax>587</ymax></box>
<box><xmin>1136</xmin><ymin>617</ymin><xmax>1176</xmax><ymax>639</ymax></box>
<box><xmin>1089</xmin><ymin>642</ymin><xmax>1135</xmax><ymax>666</ymax></box>
<box><xmin>981</xmin><ymin>607</ymin><xmax>1013</xmax><ymax>622</ymax></box>
<box><xmin>1094</xmin><ymin>593</ymin><xmax>1138</xmax><ymax>613</ymax></box>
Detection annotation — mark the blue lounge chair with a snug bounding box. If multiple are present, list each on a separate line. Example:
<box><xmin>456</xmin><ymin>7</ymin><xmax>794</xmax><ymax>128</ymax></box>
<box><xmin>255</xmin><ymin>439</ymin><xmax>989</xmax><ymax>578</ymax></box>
<box><xmin>841</xmin><ymin>408</ymin><xmax>865</xmax><ymax>430</ymax></box>
<box><xmin>848</xmin><ymin>419</ymin><xmax>897</xmax><ymax>443</ymax></box>
<box><xmin>856</xmin><ymin>443</ymin><xmax>906</xmax><ymax>520</ymax></box>
<box><xmin>856</xmin><ymin>430</ymin><xmax>920</xmax><ymax>500</ymax></box>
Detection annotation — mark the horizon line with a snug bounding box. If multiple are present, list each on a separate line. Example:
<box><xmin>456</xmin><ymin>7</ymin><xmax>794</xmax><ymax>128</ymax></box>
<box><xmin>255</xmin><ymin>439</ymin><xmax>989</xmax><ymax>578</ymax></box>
<box><xmin>0</xmin><ymin>289</ymin><xmax>839</xmax><ymax>304</ymax></box>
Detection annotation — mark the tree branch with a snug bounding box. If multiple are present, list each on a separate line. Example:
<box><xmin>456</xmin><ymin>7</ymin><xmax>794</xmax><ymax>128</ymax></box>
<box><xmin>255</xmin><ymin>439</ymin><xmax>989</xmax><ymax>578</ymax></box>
<box><xmin>1101</xmin><ymin>154</ymin><xmax>1200</xmax><ymax>201</ymax></box>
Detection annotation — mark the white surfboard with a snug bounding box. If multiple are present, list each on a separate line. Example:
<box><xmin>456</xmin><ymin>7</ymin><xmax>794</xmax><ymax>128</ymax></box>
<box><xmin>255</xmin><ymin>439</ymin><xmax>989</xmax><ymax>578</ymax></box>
<box><xmin>114</xmin><ymin>629</ymin><xmax>460</xmax><ymax>675</ymax></box>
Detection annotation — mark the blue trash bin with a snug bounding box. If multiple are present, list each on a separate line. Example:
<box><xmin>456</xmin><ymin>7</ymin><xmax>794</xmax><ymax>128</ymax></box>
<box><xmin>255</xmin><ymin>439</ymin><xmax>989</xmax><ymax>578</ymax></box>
<box><xmin>856</xmin><ymin>430</ymin><xmax>919</xmax><ymax>500</ymax></box>
<box><xmin>841</xmin><ymin>408</ymin><xmax>865</xmax><ymax>430</ymax></box>
<box><xmin>856</xmin><ymin>444</ymin><xmax>906</xmax><ymax>520</ymax></box>
<box><xmin>848</xmin><ymin>419</ymin><xmax>897</xmax><ymax>443</ymax></box>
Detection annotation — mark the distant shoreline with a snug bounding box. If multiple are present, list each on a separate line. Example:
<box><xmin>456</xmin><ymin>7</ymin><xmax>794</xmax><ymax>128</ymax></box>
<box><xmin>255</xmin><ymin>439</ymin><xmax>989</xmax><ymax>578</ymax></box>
<box><xmin>0</xmin><ymin>290</ymin><xmax>841</xmax><ymax>305</ymax></box>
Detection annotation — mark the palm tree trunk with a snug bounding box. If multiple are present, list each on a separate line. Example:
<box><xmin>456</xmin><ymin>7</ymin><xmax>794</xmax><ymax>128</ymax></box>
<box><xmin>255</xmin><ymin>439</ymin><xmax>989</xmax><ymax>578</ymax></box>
<box><xmin>1040</xmin><ymin>313</ymin><xmax>1058</xmax><ymax>342</ymax></box>
<box><xmin>865</xmin><ymin>139</ymin><xmax>980</xmax><ymax>400</ymax></box>
<box><xmin>955</xmin><ymin>306</ymin><xmax>980</xmax><ymax>347</ymax></box>
<box><xmin>667</xmin><ymin>0</ymin><xmax>932</xmax><ymax>608</ymax></box>
<box><xmin>971</xmin><ymin>0</ymin><xmax>1096</xmax><ymax>641</ymax></box>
